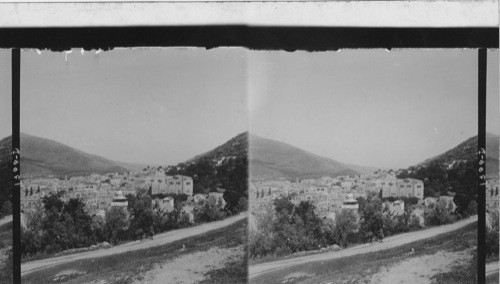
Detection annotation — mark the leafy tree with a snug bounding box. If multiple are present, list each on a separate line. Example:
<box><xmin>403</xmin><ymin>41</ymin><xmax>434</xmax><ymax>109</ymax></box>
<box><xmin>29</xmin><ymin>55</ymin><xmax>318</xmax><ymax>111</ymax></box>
<box><xmin>237</xmin><ymin>197</ymin><xmax>248</xmax><ymax>212</ymax></box>
<box><xmin>333</xmin><ymin>210</ymin><xmax>358</xmax><ymax>247</ymax></box>
<box><xmin>128</xmin><ymin>192</ymin><xmax>154</xmax><ymax>239</ymax></box>
<box><xmin>104</xmin><ymin>207</ymin><xmax>129</xmax><ymax>244</ymax></box>
<box><xmin>359</xmin><ymin>197</ymin><xmax>384</xmax><ymax>242</ymax></box>
<box><xmin>466</xmin><ymin>200</ymin><xmax>478</xmax><ymax>216</ymax></box>
<box><xmin>1</xmin><ymin>201</ymin><xmax>11</xmax><ymax>216</ymax></box>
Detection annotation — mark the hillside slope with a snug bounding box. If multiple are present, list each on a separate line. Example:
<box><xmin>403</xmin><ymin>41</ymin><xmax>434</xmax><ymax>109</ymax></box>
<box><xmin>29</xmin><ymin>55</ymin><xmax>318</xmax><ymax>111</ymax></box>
<box><xmin>13</xmin><ymin>133</ymin><xmax>132</xmax><ymax>178</ymax></box>
<box><xmin>419</xmin><ymin>132</ymin><xmax>499</xmax><ymax>177</ymax></box>
<box><xmin>189</xmin><ymin>132</ymin><xmax>248</xmax><ymax>162</ymax></box>
<box><xmin>249</xmin><ymin>134</ymin><xmax>359</xmax><ymax>180</ymax></box>
<box><xmin>0</xmin><ymin>136</ymin><xmax>12</xmax><ymax>211</ymax></box>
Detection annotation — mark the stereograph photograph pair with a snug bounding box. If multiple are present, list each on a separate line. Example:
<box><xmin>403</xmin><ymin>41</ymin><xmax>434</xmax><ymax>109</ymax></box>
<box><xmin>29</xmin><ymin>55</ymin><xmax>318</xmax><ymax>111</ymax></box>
<box><xmin>0</xmin><ymin>3</ymin><xmax>498</xmax><ymax>284</ymax></box>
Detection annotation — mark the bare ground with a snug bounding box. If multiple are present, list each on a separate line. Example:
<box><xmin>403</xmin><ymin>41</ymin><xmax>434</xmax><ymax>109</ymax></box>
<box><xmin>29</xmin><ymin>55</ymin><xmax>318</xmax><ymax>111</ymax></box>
<box><xmin>368</xmin><ymin>248</ymin><xmax>475</xmax><ymax>284</ymax></box>
<box><xmin>132</xmin><ymin>245</ymin><xmax>245</xmax><ymax>284</ymax></box>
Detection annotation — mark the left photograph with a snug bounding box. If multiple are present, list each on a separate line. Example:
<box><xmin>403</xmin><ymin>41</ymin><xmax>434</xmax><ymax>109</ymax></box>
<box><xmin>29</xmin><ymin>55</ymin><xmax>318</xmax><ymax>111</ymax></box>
<box><xmin>0</xmin><ymin>49</ymin><xmax>13</xmax><ymax>282</ymax></box>
<box><xmin>19</xmin><ymin>48</ymin><xmax>249</xmax><ymax>283</ymax></box>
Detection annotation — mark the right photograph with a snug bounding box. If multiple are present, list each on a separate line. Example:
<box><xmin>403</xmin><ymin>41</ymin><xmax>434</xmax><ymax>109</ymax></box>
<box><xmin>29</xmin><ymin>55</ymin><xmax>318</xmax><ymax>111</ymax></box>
<box><xmin>248</xmin><ymin>49</ymin><xmax>499</xmax><ymax>284</ymax></box>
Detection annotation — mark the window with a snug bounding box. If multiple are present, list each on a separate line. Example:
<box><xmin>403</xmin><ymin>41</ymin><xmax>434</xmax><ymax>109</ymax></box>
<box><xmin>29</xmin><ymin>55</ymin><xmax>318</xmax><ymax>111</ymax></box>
<box><xmin>186</xmin><ymin>182</ymin><xmax>191</xmax><ymax>185</ymax></box>
<box><xmin>417</xmin><ymin>185</ymin><xmax>422</xmax><ymax>188</ymax></box>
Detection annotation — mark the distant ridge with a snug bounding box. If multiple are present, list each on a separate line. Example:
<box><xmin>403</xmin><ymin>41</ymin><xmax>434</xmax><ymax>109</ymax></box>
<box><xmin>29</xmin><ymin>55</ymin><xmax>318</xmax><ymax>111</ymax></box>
<box><xmin>249</xmin><ymin>134</ymin><xmax>359</xmax><ymax>181</ymax></box>
<box><xmin>417</xmin><ymin>132</ymin><xmax>499</xmax><ymax>177</ymax></box>
<box><xmin>2</xmin><ymin>133</ymin><xmax>143</xmax><ymax>178</ymax></box>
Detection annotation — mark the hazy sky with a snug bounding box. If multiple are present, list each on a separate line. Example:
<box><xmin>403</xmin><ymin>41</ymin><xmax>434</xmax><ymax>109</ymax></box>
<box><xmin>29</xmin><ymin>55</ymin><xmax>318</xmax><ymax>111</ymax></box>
<box><xmin>250</xmin><ymin>49</ymin><xmax>499</xmax><ymax>169</ymax></box>
<box><xmin>21</xmin><ymin>48</ymin><xmax>248</xmax><ymax>165</ymax></box>
<box><xmin>0</xmin><ymin>50</ymin><xmax>11</xmax><ymax>139</ymax></box>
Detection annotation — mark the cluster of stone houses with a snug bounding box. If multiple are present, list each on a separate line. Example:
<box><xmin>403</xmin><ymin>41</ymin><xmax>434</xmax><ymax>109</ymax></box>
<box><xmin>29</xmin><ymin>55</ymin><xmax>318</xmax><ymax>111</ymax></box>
<box><xmin>21</xmin><ymin>169</ymin><xmax>230</xmax><ymax>226</ymax></box>
<box><xmin>251</xmin><ymin>173</ymin><xmax>426</xmax><ymax>222</ymax></box>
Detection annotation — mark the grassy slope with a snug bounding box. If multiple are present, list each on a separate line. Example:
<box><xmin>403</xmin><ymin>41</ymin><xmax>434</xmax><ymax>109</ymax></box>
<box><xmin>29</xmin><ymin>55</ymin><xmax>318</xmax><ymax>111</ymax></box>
<box><xmin>251</xmin><ymin>222</ymin><xmax>477</xmax><ymax>284</ymax></box>
<box><xmin>22</xmin><ymin>219</ymin><xmax>248</xmax><ymax>284</ymax></box>
<box><xmin>249</xmin><ymin>134</ymin><xmax>358</xmax><ymax>180</ymax></box>
<box><xmin>17</xmin><ymin>133</ymin><xmax>130</xmax><ymax>178</ymax></box>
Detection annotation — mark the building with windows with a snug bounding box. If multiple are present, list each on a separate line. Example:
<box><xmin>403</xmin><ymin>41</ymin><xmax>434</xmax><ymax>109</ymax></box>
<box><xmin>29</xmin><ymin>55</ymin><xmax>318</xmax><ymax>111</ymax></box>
<box><xmin>381</xmin><ymin>178</ymin><xmax>424</xmax><ymax>199</ymax></box>
<box><xmin>145</xmin><ymin>173</ymin><xmax>194</xmax><ymax>196</ymax></box>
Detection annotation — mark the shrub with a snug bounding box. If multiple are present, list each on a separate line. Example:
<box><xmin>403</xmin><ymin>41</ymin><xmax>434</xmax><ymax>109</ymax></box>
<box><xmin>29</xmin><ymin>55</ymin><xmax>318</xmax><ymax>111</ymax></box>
<box><xmin>424</xmin><ymin>202</ymin><xmax>456</xmax><ymax>226</ymax></box>
<box><xmin>486</xmin><ymin>209</ymin><xmax>499</xmax><ymax>258</ymax></box>
<box><xmin>466</xmin><ymin>200</ymin><xmax>478</xmax><ymax>216</ymax></box>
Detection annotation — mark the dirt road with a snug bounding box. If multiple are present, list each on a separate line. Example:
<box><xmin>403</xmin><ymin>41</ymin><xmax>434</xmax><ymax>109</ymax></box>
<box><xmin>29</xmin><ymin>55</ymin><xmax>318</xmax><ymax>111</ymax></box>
<box><xmin>21</xmin><ymin>213</ymin><xmax>247</xmax><ymax>276</ymax></box>
<box><xmin>0</xmin><ymin>216</ymin><xmax>12</xmax><ymax>227</ymax></box>
<box><xmin>249</xmin><ymin>216</ymin><xmax>477</xmax><ymax>278</ymax></box>
<box><xmin>486</xmin><ymin>261</ymin><xmax>499</xmax><ymax>277</ymax></box>
<box><xmin>135</xmin><ymin>245</ymin><xmax>244</xmax><ymax>284</ymax></box>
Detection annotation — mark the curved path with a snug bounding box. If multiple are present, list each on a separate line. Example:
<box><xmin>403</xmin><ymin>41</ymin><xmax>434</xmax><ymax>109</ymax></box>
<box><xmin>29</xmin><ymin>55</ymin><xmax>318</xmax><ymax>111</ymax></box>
<box><xmin>22</xmin><ymin>213</ymin><xmax>247</xmax><ymax>276</ymax></box>
<box><xmin>250</xmin><ymin>216</ymin><xmax>477</xmax><ymax>279</ymax></box>
<box><xmin>0</xmin><ymin>215</ymin><xmax>12</xmax><ymax>227</ymax></box>
<box><xmin>486</xmin><ymin>261</ymin><xmax>499</xmax><ymax>277</ymax></box>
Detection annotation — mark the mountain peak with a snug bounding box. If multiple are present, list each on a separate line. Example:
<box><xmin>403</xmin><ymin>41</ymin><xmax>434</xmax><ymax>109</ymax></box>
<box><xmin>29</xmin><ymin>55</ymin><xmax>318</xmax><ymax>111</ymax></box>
<box><xmin>188</xmin><ymin>131</ymin><xmax>248</xmax><ymax>163</ymax></box>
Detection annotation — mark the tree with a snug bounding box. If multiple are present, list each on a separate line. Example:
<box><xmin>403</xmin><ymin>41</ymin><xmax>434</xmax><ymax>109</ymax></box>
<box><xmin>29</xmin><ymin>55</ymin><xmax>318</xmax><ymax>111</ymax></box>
<box><xmin>359</xmin><ymin>197</ymin><xmax>384</xmax><ymax>242</ymax></box>
<box><xmin>1</xmin><ymin>201</ymin><xmax>11</xmax><ymax>216</ymax></box>
<box><xmin>25</xmin><ymin>188</ymin><xmax>28</xmax><ymax>197</ymax></box>
<box><xmin>37</xmin><ymin>185</ymin><xmax>40</xmax><ymax>194</ymax></box>
<box><xmin>237</xmin><ymin>197</ymin><xmax>248</xmax><ymax>212</ymax></box>
<box><xmin>466</xmin><ymin>200</ymin><xmax>478</xmax><ymax>216</ymax></box>
<box><xmin>29</xmin><ymin>187</ymin><xmax>33</xmax><ymax>196</ymax></box>
<box><xmin>268</xmin><ymin>188</ymin><xmax>271</xmax><ymax>196</ymax></box>
<box><xmin>104</xmin><ymin>207</ymin><xmax>129</xmax><ymax>244</ymax></box>
<box><xmin>333</xmin><ymin>210</ymin><xmax>358</xmax><ymax>247</ymax></box>
<box><xmin>128</xmin><ymin>192</ymin><xmax>154</xmax><ymax>239</ymax></box>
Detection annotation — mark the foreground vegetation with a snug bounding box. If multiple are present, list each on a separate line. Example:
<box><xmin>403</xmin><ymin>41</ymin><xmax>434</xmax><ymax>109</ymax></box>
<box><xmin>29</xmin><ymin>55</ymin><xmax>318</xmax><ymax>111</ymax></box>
<box><xmin>251</xmin><ymin>222</ymin><xmax>477</xmax><ymax>284</ymax></box>
<box><xmin>250</xmin><ymin>190</ymin><xmax>476</xmax><ymax>261</ymax></box>
<box><xmin>22</xmin><ymin>218</ymin><xmax>247</xmax><ymax>283</ymax></box>
<box><xmin>0</xmin><ymin>220</ymin><xmax>12</xmax><ymax>283</ymax></box>
<box><xmin>486</xmin><ymin>209</ymin><xmax>499</xmax><ymax>261</ymax></box>
<box><xmin>21</xmin><ymin>187</ymin><xmax>245</xmax><ymax>259</ymax></box>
